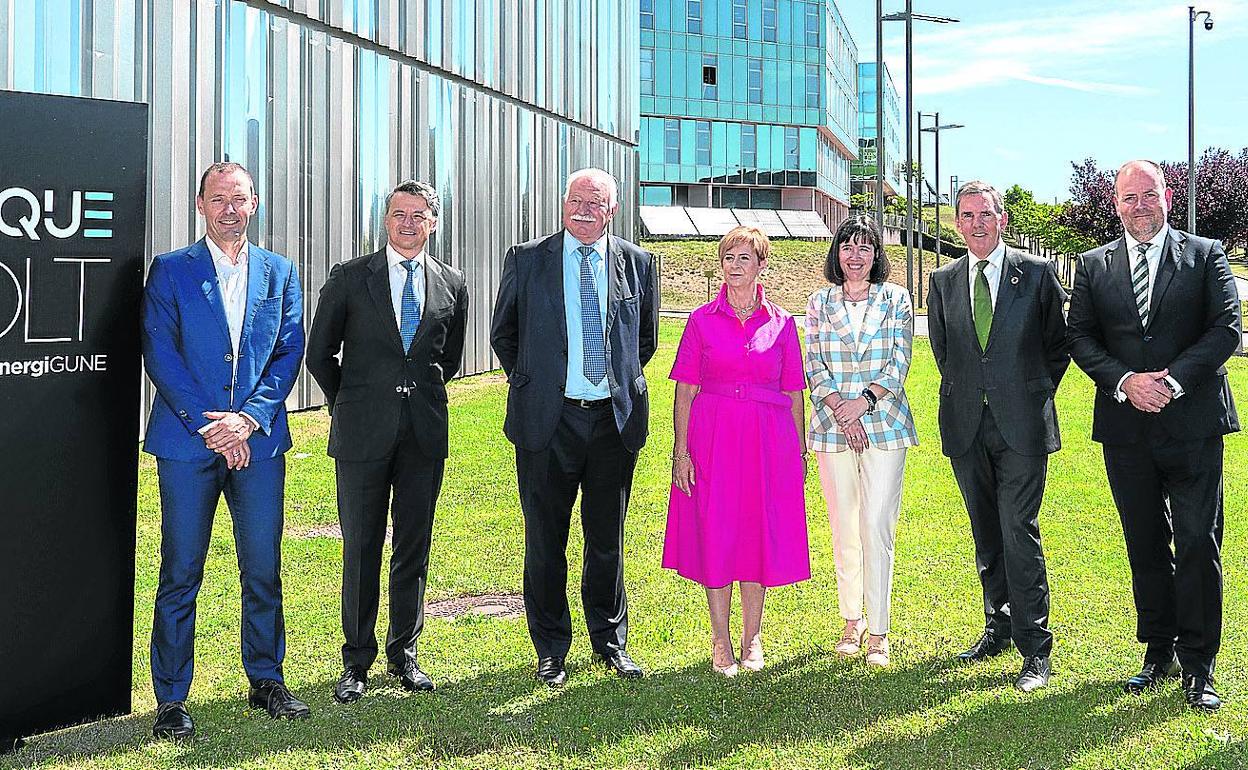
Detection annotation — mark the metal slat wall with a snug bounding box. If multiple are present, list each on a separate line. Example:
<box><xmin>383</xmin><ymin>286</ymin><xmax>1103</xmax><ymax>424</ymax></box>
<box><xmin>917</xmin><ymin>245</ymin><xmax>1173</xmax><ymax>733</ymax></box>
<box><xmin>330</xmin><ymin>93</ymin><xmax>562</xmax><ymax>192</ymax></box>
<box><xmin>1</xmin><ymin>0</ymin><xmax>640</xmax><ymax>419</ymax></box>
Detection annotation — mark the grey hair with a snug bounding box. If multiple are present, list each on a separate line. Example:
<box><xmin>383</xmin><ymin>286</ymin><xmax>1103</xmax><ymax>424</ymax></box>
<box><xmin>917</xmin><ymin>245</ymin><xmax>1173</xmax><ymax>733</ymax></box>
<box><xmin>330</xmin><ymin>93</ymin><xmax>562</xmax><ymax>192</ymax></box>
<box><xmin>955</xmin><ymin>180</ymin><xmax>1004</xmax><ymax>215</ymax></box>
<box><xmin>385</xmin><ymin>180</ymin><xmax>441</xmax><ymax>218</ymax></box>
<box><xmin>563</xmin><ymin>168</ymin><xmax>618</xmax><ymax>208</ymax></box>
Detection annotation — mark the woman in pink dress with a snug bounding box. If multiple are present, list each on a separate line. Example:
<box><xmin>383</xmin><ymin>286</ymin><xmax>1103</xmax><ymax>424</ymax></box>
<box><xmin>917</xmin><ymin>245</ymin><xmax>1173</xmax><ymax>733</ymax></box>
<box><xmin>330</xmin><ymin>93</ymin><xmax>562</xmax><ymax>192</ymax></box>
<box><xmin>663</xmin><ymin>225</ymin><xmax>810</xmax><ymax>677</ymax></box>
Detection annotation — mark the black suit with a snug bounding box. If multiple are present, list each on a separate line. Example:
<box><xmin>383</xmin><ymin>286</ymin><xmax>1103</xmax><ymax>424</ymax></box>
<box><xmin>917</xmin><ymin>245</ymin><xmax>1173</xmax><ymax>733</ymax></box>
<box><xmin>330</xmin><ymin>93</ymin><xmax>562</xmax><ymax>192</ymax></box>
<box><xmin>928</xmin><ymin>247</ymin><xmax>1070</xmax><ymax>658</ymax></box>
<box><xmin>307</xmin><ymin>248</ymin><xmax>468</xmax><ymax>671</ymax></box>
<box><xmin>1068</xmin><ymin>229</ymin><xmax>1240</xmax><ymax>677</ymax></box>
<box><xmin>490</xmin><ymin>231</ymin><xmax>658</xmax><ymax>658</ymax></box>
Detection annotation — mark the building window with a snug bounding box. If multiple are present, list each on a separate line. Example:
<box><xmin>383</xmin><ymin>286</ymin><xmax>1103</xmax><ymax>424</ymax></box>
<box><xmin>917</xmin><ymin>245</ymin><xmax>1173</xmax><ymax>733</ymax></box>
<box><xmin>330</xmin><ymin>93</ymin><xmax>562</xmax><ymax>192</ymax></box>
<box><xmin>762</xmin><ymin>0</ymin><xmax>778</xmax><ymax>43</ymax></box>
<box><xmin>805</xmin><ymin>64</ymin><xmax>820</xmax><ymax>108</ymax></box>
<box><xmin>741</xmin><ymin>124</ymin><xmax>757</xmax><ymax>169</ymax></box>
<box><xmin>702</xmin><ymin>56</ymin><xmax>717</xmax><ymax>100</ymax></box>
<box><xmin>696</xmin><ymin>121</ymin><xmax>711</xmax><ymax>166</ymax></box>
<box><xmin>664</xmin><ymin>119</ymin><xmax>681</xmax><ymax>164</ymax></box>
<box><xmin>785</xmin><ymin>126</ymin><xmax>800</xmax><ymax>170</ymax></box>
<box><xmin>641</xmin><ymin>49</ymin><xmax>655</xmax><ymax>96</ymax></box>
<box><xmin>746</xmin><ymin>58</ymin><xmax>763</xmax><ymax>104</ymax></box>
<box><xmin>640</xmin><ymin>0</ymin><xmax>654</xmax><ymax>30</ymax></box>
<box><xmin>805</xmin><ymin>3</ymin><xmax>821</xmax><ymax>46</ymax></box>
<box><xmin>732</xmin><ymin>0</ymin><xmax>748</xmax><ymax>39</ymax></box>
<box><xmin>687</xmin><ymin>0</ymin><xmax>702</xmax><ymax>34</ymax></box>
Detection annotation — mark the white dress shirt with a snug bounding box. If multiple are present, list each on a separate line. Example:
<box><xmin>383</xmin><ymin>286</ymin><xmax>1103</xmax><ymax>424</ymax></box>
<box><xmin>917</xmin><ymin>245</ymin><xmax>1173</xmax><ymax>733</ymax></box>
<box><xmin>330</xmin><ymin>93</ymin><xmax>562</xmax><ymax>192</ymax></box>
<box><xmin>967</xmin><ymin>240</ymin><xmax>1006</xmax><ymax>319</ymax></box>
<box><xmin>202</xmin><ymin>237</ymin><xmax>259</xmax><ymax>432</ymax></box>
<box><xmin>387</xmin><ymin>244</ymin><xmax>427</xmax><ymax>327</ymax></box>
<box><xmin>1115</xmin><ymin>224</ymin><xmax>1184</xmax><ymax>400</ymax></box>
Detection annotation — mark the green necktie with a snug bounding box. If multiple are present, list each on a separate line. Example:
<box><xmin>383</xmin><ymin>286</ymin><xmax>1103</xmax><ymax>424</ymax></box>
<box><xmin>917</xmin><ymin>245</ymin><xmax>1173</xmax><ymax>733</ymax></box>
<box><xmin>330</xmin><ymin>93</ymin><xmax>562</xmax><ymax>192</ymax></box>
<box><xmin>974</xmin><ymin>260</ymin><xmax>992</xmax><ymax>350</ymax></box>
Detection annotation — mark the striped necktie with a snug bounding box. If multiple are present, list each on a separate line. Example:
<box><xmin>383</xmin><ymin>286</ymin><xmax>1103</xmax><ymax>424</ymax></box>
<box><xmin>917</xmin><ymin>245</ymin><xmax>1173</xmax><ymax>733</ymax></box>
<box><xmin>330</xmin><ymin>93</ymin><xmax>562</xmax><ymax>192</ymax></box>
<box><xmin>1132</xmin><ymin>242</ymin><xmax>1151</xmax><ymax>327</ymax></box>
<box><xmin>400</xmin><ymin>259</ymin><xmax>421</xmax><ymax>350</ymax></box>
<box><xmin>578</xmin><ymin>246</ymin><xmax>607</xmax><ymax>385</ymax></box>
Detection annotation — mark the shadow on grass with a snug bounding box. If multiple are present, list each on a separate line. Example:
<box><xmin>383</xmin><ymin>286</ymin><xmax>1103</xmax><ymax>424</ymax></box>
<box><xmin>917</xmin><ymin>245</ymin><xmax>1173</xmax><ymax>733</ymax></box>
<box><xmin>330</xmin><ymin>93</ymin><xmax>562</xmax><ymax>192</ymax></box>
<box><xmin>2</xmin><ymin>650</ymin><xmax>1205</xmax><ymax>769</ymax></box>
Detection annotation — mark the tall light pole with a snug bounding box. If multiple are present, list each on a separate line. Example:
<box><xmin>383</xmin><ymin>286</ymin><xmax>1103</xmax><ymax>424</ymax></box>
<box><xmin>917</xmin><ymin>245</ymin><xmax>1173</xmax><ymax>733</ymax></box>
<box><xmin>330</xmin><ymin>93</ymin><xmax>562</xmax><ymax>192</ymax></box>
<box><xmin>920</xmin><ymin>113</ymin><xmax>964</xmax><ymax>278</ymax></box>
<box><xmin>875</xmin><ymin>0</ymin><xmax>885</xmax><ymax>228</ymax></box>
<box><xmin>880</xmin><ymin>6</ymin><xmax>958</xmax><ymax>298</ymax></box>
<box><xmin>1188</xmin><ymin>6</ymin><xmax>1213</xmax><ymax>234</ymax></box>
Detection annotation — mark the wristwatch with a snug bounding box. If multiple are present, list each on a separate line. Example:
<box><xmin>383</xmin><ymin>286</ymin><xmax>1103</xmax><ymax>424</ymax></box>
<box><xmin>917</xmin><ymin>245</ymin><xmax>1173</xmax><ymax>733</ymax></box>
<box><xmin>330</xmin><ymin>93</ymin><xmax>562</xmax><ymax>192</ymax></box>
<box><xmin>860</xmin><ymin>388</ymin><xmax>878</xmax><ymax>414</ymax></box>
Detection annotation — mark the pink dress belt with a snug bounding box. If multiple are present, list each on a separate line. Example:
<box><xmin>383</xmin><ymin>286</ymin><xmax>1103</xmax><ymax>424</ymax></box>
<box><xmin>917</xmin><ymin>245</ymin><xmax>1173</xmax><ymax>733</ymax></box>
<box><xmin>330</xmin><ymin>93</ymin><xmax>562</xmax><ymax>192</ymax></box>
<box><xmin>698</xmin><ymin>381</ymin><xmax>792</xmax><ymax>407</ymax></box>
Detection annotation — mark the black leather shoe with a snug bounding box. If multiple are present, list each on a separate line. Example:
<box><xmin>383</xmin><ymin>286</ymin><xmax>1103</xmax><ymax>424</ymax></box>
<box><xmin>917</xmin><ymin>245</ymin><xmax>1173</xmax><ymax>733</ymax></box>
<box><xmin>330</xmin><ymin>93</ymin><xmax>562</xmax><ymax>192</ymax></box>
<box><xmin>536</xmin><ymin>656</ymin><xmax>567</xmax><ymax>687</ymax></box>
<box><xmin>152</xmin><ymin>701</ymin><xmax>194</xmax><ymax>740</ymax></box>
<box><xmin>0</xmin><ymin>736</ymin><xmax>26</xmax><ymax>754</ymax></box>
<box><xmin>1182</xmin><ymin>673</ymin><xmax>1222</xmax><ymax>712</ymax></box>
<box><xmin>388</xmin><ymin>662</ymin><xmax>435</xmax><ymax>692</ymax></box>
<box><xmin>1125</xmin><ymin>655</ymin><xmax>1181</xmax><ymax>694</ymax></box>
<box><xmin>956</xmin><ymin>631</ymin><xmax>1013</xmax><ymax>663</ymax></box>
<box><xmin>248</xmin><ymin>679</ymin><xmax>312</xmax><ymax>719</ymax></box>
<box><xmin>597</xmin><ymin>650</ymin><xmax>644</xmax><ymax>679</ymax></box>
<box><xmin>1015</xmin><ymin>656</ymin><xmax>1052</xmax><ymax>692</ymax></box>
<box><xmin>333</xmin><ymin>666</ymin><xmax>368</xmax><ymax>703</ymax></box>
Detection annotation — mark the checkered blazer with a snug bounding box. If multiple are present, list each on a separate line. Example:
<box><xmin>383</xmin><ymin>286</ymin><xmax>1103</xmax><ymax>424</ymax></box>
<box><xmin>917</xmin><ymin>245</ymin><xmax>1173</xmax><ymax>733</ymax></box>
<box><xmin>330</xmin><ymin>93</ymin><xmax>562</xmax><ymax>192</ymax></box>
<box><xmin>805</xmin><ymin>282</ymin><xmax>918</xmax><ymax>451</ymax></box>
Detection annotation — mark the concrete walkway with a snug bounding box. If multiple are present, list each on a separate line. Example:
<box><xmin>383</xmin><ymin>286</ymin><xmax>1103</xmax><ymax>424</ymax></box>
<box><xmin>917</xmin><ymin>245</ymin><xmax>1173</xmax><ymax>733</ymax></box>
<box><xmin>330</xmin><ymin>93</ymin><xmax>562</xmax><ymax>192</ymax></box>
<box><xmin>662</xmin><ymin>307</ymin><xmax>1247</xmax><ymax>352</ymax></box>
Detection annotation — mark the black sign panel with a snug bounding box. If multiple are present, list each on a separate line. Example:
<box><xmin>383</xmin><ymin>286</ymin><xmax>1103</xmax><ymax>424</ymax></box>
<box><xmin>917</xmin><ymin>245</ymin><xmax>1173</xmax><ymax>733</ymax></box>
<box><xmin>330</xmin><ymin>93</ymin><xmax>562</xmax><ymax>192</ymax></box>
<box><xmin>0</xmin><ymin>90</ymin><xmax>148</xmax><ymax>743</ymax></box>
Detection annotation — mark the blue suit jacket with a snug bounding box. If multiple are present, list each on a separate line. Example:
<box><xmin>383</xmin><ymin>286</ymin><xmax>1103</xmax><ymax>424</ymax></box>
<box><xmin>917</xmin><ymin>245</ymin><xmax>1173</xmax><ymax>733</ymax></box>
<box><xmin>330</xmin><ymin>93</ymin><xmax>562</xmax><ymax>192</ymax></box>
<box><xmin>141</xmin><ymin>238</ymin><xmax>305</xmax><ymax>461</ymax></box>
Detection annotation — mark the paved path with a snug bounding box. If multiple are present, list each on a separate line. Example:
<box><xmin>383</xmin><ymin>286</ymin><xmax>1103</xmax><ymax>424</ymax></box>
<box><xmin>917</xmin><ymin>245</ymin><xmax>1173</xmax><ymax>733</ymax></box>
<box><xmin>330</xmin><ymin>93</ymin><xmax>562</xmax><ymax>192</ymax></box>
<box><xmin>662</xmin><ymin>307</ymin><xmax>1247</xmax><ymax>352</ymax></box>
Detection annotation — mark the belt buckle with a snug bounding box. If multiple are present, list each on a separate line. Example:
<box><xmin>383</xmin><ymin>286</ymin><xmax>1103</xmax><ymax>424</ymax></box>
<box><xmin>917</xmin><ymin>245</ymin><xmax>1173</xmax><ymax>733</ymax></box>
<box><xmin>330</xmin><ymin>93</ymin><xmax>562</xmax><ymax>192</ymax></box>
<box><xmin>734</xmin><ymin>385</ymin><xmax>747</xmax><ymax>400</ymax></box>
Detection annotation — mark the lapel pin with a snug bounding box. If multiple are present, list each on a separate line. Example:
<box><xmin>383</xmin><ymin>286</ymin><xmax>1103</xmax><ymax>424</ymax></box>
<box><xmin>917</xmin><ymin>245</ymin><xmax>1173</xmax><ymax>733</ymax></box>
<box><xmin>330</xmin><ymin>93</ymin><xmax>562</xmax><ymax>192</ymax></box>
<box><xmin>1010</xmin><ymin>276</ymin><xmax>1019</xmax><ymax>285</ymax></box>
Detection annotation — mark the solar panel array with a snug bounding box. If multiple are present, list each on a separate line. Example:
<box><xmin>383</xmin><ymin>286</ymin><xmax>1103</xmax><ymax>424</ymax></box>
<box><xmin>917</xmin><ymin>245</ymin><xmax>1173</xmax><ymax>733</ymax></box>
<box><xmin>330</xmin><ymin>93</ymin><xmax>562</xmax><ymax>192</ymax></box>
<box><xmin>640</xmin><ymin>205</ymin><xmax>834</xmax><ymax>239</ymax></box>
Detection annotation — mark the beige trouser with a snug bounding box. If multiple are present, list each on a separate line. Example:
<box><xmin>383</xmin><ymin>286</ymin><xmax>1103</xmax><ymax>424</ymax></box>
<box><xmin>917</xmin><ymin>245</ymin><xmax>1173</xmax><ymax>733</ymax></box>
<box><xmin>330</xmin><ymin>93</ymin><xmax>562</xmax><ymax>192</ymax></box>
<box><xmin>816</xmin><ymin>446</ymin><xmax>908</xmax><ymax>636</ymax></box>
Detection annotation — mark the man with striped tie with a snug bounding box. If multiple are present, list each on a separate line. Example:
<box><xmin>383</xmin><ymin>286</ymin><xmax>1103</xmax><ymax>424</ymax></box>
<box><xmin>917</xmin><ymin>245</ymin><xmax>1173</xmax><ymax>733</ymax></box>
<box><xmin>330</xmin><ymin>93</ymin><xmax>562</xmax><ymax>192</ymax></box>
<box><xmin>1068</xmin><ymin>159</ymin><xmax>1241</xmax><ymax>711</ymax></box>
<box><xmin>307</xmin><ymin>180</ymin><xmax>468</xmax><ymax>702</ymax></box>
<box><xmin>490</xmin><ymin>168</ymin><xmax>659</xmax><ymax>686</ymax></box>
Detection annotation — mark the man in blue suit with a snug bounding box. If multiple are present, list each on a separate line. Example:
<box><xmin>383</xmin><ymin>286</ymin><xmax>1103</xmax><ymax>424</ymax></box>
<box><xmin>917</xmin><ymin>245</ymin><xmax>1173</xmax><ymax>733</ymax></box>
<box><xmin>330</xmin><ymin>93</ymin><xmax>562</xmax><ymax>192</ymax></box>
<box><xmin>142</xmin><ymin>162</ymin><xmax>308</xmax><ymax>740</ymax></box>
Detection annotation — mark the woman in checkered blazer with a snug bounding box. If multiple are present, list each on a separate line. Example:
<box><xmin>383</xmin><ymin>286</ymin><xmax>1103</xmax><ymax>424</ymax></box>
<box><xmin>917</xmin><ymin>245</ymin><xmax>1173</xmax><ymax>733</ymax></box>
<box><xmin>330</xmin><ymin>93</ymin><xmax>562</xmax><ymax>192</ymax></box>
<box><xmin>805</xmin><ymin>214</ymin><xmax>918</xmax><ymax>668</ymax></box>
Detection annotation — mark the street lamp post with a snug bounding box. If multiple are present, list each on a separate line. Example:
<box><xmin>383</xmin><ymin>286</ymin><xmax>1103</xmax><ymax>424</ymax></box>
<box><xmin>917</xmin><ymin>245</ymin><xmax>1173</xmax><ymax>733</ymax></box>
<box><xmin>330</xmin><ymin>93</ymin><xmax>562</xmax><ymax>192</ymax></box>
<box><xmin>920</xmin><ymin>114</ymin><xmax>964</xmax><ymax>281</ymax></box>
<box><xmin>875</xmin><ymin>0</ymin><xmax>885</xmax><ymax>228</ymax></box>
<box><xmin>1188</xmin><ymin>6</ymin><xmax>1213</xmax><ymax>234</ymax></box>
<box><xmin>878</xmin><ymin>5</ymin><xmax>958</xmax><ymax>298</ymax></box>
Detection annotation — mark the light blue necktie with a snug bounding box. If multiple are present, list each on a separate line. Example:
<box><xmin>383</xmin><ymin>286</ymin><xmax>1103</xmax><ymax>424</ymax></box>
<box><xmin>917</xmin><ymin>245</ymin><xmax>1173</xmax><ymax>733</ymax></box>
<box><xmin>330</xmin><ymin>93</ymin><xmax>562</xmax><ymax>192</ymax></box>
<box><xmin>578</xmin><ymin>246</ymin><xmax>607</xmax><ymax>385</ymax></box>
<box><xmin>400</xmin><ymin>259</ymin><xmax>421</xmax><ymax>350</ymax></box>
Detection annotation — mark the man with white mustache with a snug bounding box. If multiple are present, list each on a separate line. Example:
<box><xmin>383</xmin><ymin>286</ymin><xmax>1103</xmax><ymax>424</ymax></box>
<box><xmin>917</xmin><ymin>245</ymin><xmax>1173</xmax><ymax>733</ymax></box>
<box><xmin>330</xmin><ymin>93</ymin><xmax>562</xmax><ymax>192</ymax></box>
<box><xmin>927</xmin><ymin>180</ymin><xmax>1070</xmax><ymax>693</ymax></box>
<box><xmin>308</xmin><ymin>181</ymin><xmax>468</xmax><ymax>702</ymax></box>
<box><xmin>491</xmin><ymin>168</ymin><xmax>659</xmax><ymax>686</ymax></box>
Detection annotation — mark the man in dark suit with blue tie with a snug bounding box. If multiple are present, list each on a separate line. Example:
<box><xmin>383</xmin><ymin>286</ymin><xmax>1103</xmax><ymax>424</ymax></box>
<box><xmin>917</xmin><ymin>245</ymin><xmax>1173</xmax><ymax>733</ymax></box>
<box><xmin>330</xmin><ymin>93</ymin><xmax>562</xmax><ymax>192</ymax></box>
<box><xmin>490</xmin><ymin>168</ymin><xmax>659</xmax><ymax>686</ymax></box>
<box><xmin>307</xmin><ymin>181</ymin><xmax>468</xmax><ymax>702</ymax></box>
<box><xmin>142</xmin><ymin>162</ymin><xmax>308</xmax><ymax>739</ymax></box>
<box><xmin>1068</xmin><ymin>160</ymin><xmax>1241</xmax><ymax>711</ymax></box>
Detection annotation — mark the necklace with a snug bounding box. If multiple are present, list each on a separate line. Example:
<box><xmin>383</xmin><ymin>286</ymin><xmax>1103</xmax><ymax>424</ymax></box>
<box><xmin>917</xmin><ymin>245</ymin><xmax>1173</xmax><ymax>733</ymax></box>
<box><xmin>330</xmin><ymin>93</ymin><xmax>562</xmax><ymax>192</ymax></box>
<box><xmin>728</xmin><ymin>296</ymin><xmax>759</xmax><ymax>320</ymax></box>
<box><xmin>844</xmin><ymin>284</ymin><xmax>871</xmax><ymax>305</ymax></box>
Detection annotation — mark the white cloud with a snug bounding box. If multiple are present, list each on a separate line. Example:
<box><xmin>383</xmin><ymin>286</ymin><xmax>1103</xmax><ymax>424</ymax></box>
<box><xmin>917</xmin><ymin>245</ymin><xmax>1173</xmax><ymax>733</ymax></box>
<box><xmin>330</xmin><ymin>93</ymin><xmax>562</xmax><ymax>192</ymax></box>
<box><xmin>879</xmin><ymin>0</ymin><xmax>1245</xmax><ymax>97</ymax></box>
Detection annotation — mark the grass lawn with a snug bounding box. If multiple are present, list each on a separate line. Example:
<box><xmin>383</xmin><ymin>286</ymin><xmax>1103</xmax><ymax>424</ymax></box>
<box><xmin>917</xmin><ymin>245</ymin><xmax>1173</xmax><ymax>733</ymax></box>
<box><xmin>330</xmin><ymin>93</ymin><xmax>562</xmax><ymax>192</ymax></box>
<box><xmin>647</xmin><ymin>239</ymin><xmax>947</xmax><ymax>315</ymax></box>
<box><xmin>6</xmin><ymin>322</ymin><xmax>1248</xmax><ymax>769</ymax></box>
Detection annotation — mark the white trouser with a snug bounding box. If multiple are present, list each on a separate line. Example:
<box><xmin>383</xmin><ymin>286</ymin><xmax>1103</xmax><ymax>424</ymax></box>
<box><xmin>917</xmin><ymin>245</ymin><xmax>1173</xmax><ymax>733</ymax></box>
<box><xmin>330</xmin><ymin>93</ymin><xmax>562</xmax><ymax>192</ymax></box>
<box><xmin>816</xmin><ymin>446</ymin><xmax>908</xmax><ymax>636</ymax></box>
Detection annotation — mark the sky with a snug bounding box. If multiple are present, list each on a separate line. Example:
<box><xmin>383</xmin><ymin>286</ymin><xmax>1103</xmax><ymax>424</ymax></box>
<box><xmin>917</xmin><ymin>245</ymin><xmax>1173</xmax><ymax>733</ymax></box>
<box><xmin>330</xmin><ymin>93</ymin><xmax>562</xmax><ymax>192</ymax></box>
<box><xmin>837</xmin><ymin>0</ymin><xmax>1248</xmax><ymax>203</ymax></box>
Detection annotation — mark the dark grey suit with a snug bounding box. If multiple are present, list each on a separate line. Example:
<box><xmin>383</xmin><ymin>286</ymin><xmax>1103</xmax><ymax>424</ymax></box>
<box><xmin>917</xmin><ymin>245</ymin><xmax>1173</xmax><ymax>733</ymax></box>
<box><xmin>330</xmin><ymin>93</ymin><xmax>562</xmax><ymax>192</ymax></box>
<box><xmin>490</xmin><ymin>231</ymin><xmax>658</xmax><ymax>658</ymax></box>
<box><xmin>1068</xmin><ymin>229</ymin><xmax>1240</xmax><ymax>677</ymax></box>
<box><xmin>307</xmin><ymin>248</ymin><xmax>468</xmax><ymax>671</ymax></box>
<box><xmin>928</xmin><ymin>247</ymin><xmax>1070</xmax><ymax>657</ymax></box>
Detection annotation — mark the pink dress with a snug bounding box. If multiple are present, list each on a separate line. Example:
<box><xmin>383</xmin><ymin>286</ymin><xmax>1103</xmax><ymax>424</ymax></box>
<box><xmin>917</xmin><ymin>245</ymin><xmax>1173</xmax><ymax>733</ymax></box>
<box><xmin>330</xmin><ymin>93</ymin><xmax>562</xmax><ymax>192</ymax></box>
<box><xmin>662</xmin><ymin>286</ymin><xmax>810</xmax><ymax>588</ymax></box>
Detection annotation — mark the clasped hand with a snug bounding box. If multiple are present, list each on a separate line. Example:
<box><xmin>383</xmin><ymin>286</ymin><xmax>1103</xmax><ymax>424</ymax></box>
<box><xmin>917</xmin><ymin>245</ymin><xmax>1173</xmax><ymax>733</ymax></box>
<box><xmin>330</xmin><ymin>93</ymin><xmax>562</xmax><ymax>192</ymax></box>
<box><xmin>1122</xmin><ymin>369</ymin><xmax>1172</xmax><ymax>414</ymax></box>
<box><xmin>202</xmin><ymin>410</ymin><xmax>254</xmax><ymax>470</ymax></box>
<box><xmin>829</xmin><ymin>396</ymin><xmax>870</xmax><ymax>453</ymax></box>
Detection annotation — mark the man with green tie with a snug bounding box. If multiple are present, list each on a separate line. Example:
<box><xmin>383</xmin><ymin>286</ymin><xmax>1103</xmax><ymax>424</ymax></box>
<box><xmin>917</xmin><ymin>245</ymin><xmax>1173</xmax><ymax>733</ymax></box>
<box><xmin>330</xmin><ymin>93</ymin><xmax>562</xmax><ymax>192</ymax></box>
<box><xmin>927</xmin><ymin>180</ymin><xmax>1070</xmax><ymax>692</ymax></box>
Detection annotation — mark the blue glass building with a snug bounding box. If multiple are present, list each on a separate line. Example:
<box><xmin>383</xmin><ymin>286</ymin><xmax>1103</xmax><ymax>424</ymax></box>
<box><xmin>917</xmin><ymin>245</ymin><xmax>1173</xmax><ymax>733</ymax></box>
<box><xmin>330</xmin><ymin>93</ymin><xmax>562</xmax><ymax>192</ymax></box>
<box><xmin>853</xmin><ymin>61</ymin><xmax>903</xmax><ymax>200</ymax></box>
<box><xmin>1</xmin><ymin>0</ymin><xmax>639</xmax><ymax>393</ymax></box>
<box><xmin>638</xmin><ymin>0</ymin><xmax>858</xmax><ymax>230</ymax></box>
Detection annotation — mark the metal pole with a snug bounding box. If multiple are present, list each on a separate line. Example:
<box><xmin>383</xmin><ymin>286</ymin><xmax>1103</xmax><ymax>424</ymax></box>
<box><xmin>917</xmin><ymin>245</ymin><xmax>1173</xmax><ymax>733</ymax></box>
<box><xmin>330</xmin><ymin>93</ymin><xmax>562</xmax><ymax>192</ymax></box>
<box><xmin>916</xmin><ymin>113</ymin><xmax>924</xmax><ymax>306</ymax></box>
<box><xmin>1188</xmin><ymin>5</ymin><xmax>1197</xmax><ymax>233</ymax></box>
<box><xmin>875</xmin><ymin>0</ymin><xmax>885</xmax><ymax>229</ymax></box>
<box><xmin>904</xmin><ymin>0</ymin><xmax>914</xmax><ymax>299</ymax></box>
<box><xmin>934</xmin><ymin>111</ymin><xmax>941</xmax><ymax>272</ymax></box>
